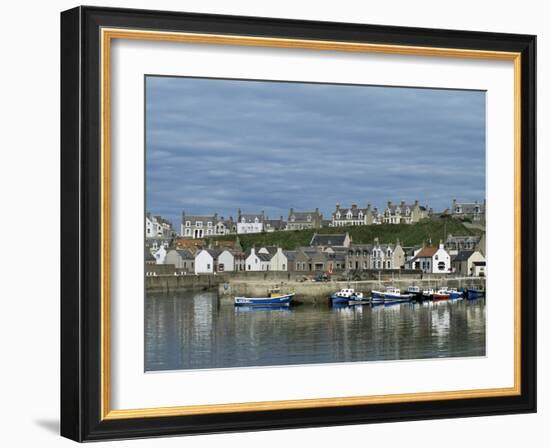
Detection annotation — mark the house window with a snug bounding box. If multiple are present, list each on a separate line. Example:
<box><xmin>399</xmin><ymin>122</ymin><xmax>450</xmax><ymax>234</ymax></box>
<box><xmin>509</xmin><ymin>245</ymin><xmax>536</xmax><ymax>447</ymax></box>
<box><xmin>437</xmin><ymin>261</ymin><xmax>445</xmax><ymax>270</ymax></box>
<box><xmin>207</xmin><ymin>221</ymin><xmax>212</xmax><ymax>227</ymax></box>
<box><xmin>185</xmin><ymin>229</ymin><xmax>191</xmax><ymax>235</ymax></box>
<box><xmin>207</xmin><ymin>263</ymin><xmax>211</xmax><ymax>270</ymax></box>
<box><xmin>282</xmin><ymin>264</ymin><xmax>286</xmax><ymax>270</ymax></box>
<box><xmin>185</xmin><ymin>221</ymin><xmax>191</xmax><ymax>227</ymax></box>
<box><xmin>218</xmin><ymin>264</ymin><xmax>224</xmax><ymax>272</ymax></box>
<box><xmin>247</xmin><ymin>265</ymin><xmax>251</xmax><ymax>270</ymax></box>
<box><xmin>196</xmin><ymin>221</ymin><xmax>203</xmax><ymax>227</ymax></box>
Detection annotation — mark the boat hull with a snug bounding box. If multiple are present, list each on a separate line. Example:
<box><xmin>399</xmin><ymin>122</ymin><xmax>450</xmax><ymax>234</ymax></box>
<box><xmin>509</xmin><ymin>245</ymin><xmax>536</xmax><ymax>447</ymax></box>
<box><xmin>234</xmin><ymin>293</ymin><xmax>294</xmax><ymax>306</ymax></box>
<box><xmin>465</xmin><ymin>289</ymin><xmax>485</xmax><ymax>299</ymax></box>
<box><xmin>384</xmin><ymin>293</ymin><xmax>413</xmax><ymax>303</ymax></box>
<box><xmin>432</xmin><ymin>293</ymin><xmax>449</xmax><ymax>301</ymax></box>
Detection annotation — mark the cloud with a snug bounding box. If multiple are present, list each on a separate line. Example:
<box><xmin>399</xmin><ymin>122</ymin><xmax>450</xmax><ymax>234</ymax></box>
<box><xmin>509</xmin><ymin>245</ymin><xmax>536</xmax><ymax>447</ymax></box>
<box><xmin>145</xmin><ymin>76</ymin><xmax>485</xmax><ymax>228</ymax></box>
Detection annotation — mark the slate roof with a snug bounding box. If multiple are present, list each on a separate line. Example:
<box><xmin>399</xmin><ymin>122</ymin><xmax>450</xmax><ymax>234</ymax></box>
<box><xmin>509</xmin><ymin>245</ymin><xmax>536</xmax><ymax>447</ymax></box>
<box><xmin>145</xmin><ymin>250</ymin><xmax>156</xmax><ymax>261</ymax></box>
<box><xmin>289</xmin><ymin>210</ymin><xmax>320</xmax><ymax>222</ymax></box>
<box><xmin>182</xmin><ymin>214</ymin><xmax>218</xmax><ymax>224</ymax></box>
<box><xmin>452</xmin><ymin>202</ymin><xmax>485</xmax><ymax>214</ymax></box>
<box><xmin>265</xmin><ymin>219</ymin><xmax>286</xmax><ymax>230</ymax></box>
<box><xmin>257</xmin><ymin>253</ymin><xmax>272</xmax><ymax>262</ymax></box>
<box><xmin>445</xmin><ymin>235</ymin><xmax>481</xmax><ymax>244</ymax></box>
<box><xmin>283</xmin><ymin>250</ymin><xmax>297</xmax><ymax>261</ymax></box>
<box><xmin>332</xmin><ymin>205</ymin><xmax>370</xmax><ymax>219</ymax></box>
<box><xmin>239</xmin><ymin>212</ymin><xmax>265</xmax><ymax>223</ymax></box>
<box><xmin>452</xmin><ymin>250</ymin><xmax>476</xmax><ymax>262</ymax></box>
<box><xmin>310</xmin><ymin>233</ymin><xmax>348</xmax><ymax>247</ymax></box>
<box><xmin>175</xmin><ymin>249</ymin><xmax>194</xmax><ymax>260</ymax></box>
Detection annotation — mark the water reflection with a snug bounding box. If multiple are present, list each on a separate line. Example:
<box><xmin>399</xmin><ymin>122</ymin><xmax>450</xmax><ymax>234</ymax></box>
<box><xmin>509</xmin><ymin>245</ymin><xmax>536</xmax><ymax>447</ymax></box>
<box><xmin>145</xmin><ymin>291</ymin><xmax>486</xmax><ymax>371</ymax></box>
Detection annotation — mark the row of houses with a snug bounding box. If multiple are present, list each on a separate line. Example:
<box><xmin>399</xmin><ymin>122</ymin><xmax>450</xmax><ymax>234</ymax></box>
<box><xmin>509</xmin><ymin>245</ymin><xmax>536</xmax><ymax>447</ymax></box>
<box><xmin>147</xmin><ymin>232</ymin><xmax>486</xmax><ymax>276</ymax></box>
<box><xmin>145</xmin><ymin>200</ymin><xmax>485</xmax><ymax>242</ymax></box>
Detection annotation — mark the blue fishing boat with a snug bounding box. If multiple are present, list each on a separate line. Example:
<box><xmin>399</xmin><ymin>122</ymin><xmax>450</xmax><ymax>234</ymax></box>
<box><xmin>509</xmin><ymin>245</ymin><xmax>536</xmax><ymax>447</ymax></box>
<box><xmin>235</xmin><ymin>305</ymin><xmax>292</xmax><ymax>312</ymax></box>
<box><xmin>382</xmin><ymin>287</ymin><xmax>413</xmax><ymax>303</ymax></box>
<box><xmin>234</xmin><ymin>288</ymin><xmax>294</xmax><ymax>306</ymax></box>
<box><xmin>465</xmin><ymin>288</ymin><xmax>485</xmax><ymax>299</ymax></box>
<box><xmin>448</xmin><ymin>288</ymin><xmax>464</xmax><ymax>300</ymax></box>
<box><xmin>330</xmin><ymin>288</ymin><xmax>364</xmax><ymax>304</ymax></box>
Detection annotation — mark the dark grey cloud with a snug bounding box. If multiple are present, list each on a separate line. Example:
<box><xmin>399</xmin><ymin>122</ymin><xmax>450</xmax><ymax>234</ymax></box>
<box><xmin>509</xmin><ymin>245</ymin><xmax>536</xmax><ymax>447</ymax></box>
<box><xmin>146</xmin><ymin>76</ymin><xmax>485</xmax><ymax>227</ymax></box>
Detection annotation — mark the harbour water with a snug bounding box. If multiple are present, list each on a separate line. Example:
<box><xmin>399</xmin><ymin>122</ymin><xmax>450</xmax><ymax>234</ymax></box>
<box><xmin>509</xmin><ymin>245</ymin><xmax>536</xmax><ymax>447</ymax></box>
<box><xmin>145</xmin><ymin>290</ymin><xmax>486</xmax><ymax>371</ymax></box>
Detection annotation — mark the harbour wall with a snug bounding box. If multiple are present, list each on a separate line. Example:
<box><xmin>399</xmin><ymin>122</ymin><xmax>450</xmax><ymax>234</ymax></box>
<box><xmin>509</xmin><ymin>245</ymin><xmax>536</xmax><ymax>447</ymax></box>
<box><xmin>217</xmin><ymin>277</ymin><xmax>486</xmax><ymax>304</ymax></box>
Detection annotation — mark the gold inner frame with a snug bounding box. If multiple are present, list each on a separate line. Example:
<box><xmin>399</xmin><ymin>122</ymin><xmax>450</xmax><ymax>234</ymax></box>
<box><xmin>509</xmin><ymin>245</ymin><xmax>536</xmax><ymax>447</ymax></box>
<box><xmin>100</xmin><ymin>27</ymin><xmax>522</xmax><ymax>421</ymax></box>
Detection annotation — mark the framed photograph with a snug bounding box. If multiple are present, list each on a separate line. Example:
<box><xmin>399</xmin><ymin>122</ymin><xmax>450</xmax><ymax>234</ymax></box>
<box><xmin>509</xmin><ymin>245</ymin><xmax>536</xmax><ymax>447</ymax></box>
<box><xmin>61</xmin><ymin>6</ymin><xmax>536</xmax><ymax>441</ymax></box>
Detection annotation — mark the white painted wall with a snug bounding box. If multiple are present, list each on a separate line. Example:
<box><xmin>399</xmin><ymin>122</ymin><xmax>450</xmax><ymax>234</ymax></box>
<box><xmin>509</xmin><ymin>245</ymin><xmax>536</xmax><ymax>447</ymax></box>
<box><xmin>270</xmin><ymin>248</ymin><xmax>288</xmax><ymax>271</ymax></box>
<box><xmin>194</xmin><ymin>250</ymin><xmax>214</xmax><ymax>273</ymax></box>
<box><xmin>245</xmin><ymin>248</ymin><xmax>262</xmax><ymax>271</ymax></box>
<box><xmin>432</xmin><ymin>245</ymin><xmax>451</xmax><ymax>273</ymax></box>
<box><xmin>217</xmin><ymin>250</ymin><xmax>235</xmax><ymax>272</ymax></box>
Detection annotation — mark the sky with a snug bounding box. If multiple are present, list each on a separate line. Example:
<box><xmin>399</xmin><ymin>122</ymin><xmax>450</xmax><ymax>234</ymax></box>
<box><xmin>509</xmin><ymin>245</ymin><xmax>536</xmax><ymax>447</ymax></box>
<box><xmin>146</xmin><ymin>76</ymin><xmax>485</xmax><ymax>227</ymax></box>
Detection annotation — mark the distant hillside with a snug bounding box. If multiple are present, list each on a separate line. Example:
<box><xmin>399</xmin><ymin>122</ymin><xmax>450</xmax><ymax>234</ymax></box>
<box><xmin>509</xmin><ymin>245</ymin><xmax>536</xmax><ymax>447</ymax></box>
<box><xmin>210</xmin><ymin>218</ymin><xmax>484</xmax><ymax>252</ymax></box>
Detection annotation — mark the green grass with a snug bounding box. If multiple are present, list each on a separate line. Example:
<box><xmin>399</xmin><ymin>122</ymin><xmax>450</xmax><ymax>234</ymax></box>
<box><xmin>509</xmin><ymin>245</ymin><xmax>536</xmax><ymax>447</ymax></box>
<box><xmin>209</xmin><ymin>218</ymin><xmax>484</xmax><ymax>251</ymax></box>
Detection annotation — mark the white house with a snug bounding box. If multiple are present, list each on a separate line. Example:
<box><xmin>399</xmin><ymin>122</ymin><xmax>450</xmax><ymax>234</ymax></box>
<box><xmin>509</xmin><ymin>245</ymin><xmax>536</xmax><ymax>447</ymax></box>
<box><xmin>217</xmin><ymin>250</ymin><xmax>235</xmax><ymax>272</ymax></box>
<box><xmin>153</xmin><ymin>245</ymin><xmax>167</xmax><ymax>265</ymax></box>
<box><xmin>269</xmin><ymin>247</ymin><xmax>288</xmax><ymax>271</ymax></box>
<box><xmin>237</xmin><ymin>210</ymin><xmax>265</xmax><ymax>234</ymax></box>
<box><xmin>409</xmin><ymin>243</ymin><xmax>451</xmax><ymax>273</ymax></box>
<box><xmin>146</xmin><ymin>213</ymin><xmax>172</xmax><ymax>238</ymax></box>
<box><xmin>245</xmin><ymin>248</ymin><xmax>270</xmax><ymax>271</ymax></box>
<box><xmin>194</xmin><ymin>249</ymin><xmax>215</xmax><ymax>274</ymax></box>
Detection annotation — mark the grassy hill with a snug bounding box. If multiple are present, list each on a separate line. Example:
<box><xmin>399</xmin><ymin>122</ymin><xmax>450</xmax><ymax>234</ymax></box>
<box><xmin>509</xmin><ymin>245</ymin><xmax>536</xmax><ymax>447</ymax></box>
<box><xmin>211</xmin><ymin>218</ymin><xmax>483</xmax><ymax>252</ymax></box>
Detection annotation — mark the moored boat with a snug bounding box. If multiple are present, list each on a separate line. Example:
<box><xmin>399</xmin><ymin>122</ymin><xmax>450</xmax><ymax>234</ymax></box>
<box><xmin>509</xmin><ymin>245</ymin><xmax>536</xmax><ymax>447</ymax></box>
<box><xmin>422</xmin><ymin>288</ymin><xmax>435</xmax><ymax>300</ymax></box>
<box><xmin>234</xmin><ymin>288</ymin><xmax>294</xmax><ymax>306</ymax></box>
<box><xmin>407</xmin><ymin>285</ymin><xmax>423</xmax><ymax>301</ymax></box>
<box><xmin>465</xmin><ymin>288</ymin><xmax>485</xmax><ymax>299</ymax></box>
<box><xmin>330</xmin><ymin>288</ymin><xmax>364</xmax><ymax>304</ymax></box>
<box><xmin>448</xmin><ymin>288</ymin><xmax>463</xmax><ymax>299</ymax></box>
<box><xmin>433</xmin><ymin>287</ymin><xmax>450</xmax><ymax>301</ymax></box>
<box><xmin>382</xmin><ymin>286</ymin><xmax>413</xmax><ymax>303</ymax></box>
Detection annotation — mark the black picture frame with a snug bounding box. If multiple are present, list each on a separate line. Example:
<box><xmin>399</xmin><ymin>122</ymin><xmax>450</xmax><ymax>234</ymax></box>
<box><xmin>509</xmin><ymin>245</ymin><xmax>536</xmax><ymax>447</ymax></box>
<box><xmin>61</xmin><ymin>5</ymin><xmax>536</xmax><ymax>442</ymax></box>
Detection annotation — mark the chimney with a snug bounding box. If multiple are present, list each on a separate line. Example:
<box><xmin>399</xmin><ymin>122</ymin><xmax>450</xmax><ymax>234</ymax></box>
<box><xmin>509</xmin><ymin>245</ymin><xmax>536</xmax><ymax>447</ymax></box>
<box><xmin>238</xmin><ymin>208</ymin><xmax>241</xmax><ymax>216</ymax></box>
<box><xmin>289</xmin><ymin>207</ymin><xmax>293</xmax><ymax>215</ymax></box>
<box><xmin>400</xmin><ymin>200</ymin><xmax>405</xmax><ymax>207</ymax></box>
<box><xmin>315</xmin><ymin>207</ymin><xmax>319</xmax><ymax>213</ymax></box>
<box><xmin>214</xmin><ymin>212</ymin><xmax>218</xmax><ymax>220</ymax></box>
<box><xmin>387</xmin><ymin>201</ymin><xmax>392</xmax><ymax>208</ymax></box>
<box><xmin>336</xmin><ymin>203</ymin><xmax>340</xmax><ymax>211</ymax></box>
<box><xmin>280</xmin><ymin>215</ymin><xmax>283</xmax><ymax>221</ymax></box>
<box><xmin>374</xmin><ymin>237</ymin><xmax>379</xmax><ymax>245</ymax></box>
<box><xmin>439</xmin><ymin>239</ymin><xmax>444</xmax><ymax>249</ymax></box>
<box><xmin>415</xmin><ymin>200</ymin><xmax>419</xmax><ymax>206</ymax></box>
<box><xmin>351</xmin><ymin>202</ymin><xmax>357</xmax><ymax>209</ymax></box>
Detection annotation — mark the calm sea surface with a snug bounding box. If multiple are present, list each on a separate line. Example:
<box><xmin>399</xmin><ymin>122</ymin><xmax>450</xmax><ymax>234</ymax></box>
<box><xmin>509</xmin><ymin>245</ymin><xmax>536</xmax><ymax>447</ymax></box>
<box><xmin>145</xmin><ymin>290</ymin><xmax>486</xmax><ymax>371</ymax></box>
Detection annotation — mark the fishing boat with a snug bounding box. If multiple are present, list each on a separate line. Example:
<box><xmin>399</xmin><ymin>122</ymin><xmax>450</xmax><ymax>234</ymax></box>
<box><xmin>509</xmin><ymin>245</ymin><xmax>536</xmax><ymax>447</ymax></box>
<box><xmin>432</xmin><ymin>287</ymin><xmax>450</xmax><ymax>301</ymax></box>
<box><xmin>382</xmin><ymin>287</ymin><xmax>413</xmax><ymax>303</ymax></box>
<box><xmin>465</xmin><ymin>288</ymin><xmax>485</xmax><ymax>299</ymax></box>
<box><xmin>234</xmin><ymin>287</ymin><xmax>294</xmax><ymax>306</ymax></box>
<box><xmin>330</xmin><ymin>288</ymin><xmax>364</xmax><ymax>304</ymax></box>
<box><xmin>448</xmin><ymin>288</ymin><xmax>463</xmax><ymax>299</ymax></box>
<box><xmin>422</xmin><ymin>288</ymin><xmax>435</xmax><ymax>300</ymax></box>
<box><xmin>406</xmin><ymin>285</ymin><xmax>423</xmax><ymax>301</ymax></box>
